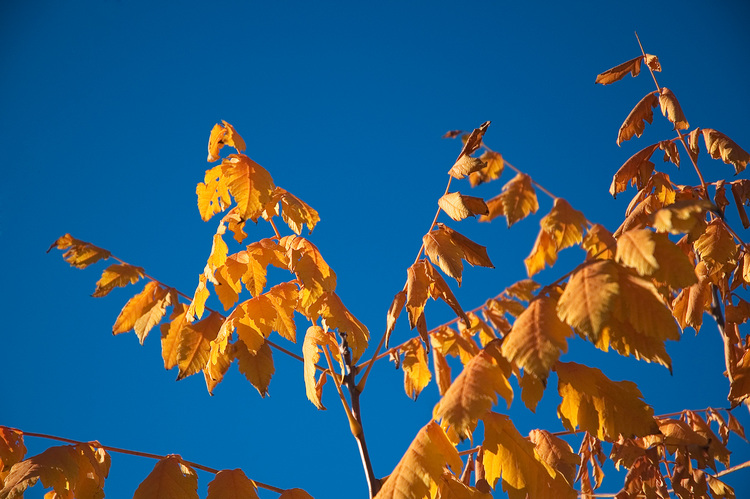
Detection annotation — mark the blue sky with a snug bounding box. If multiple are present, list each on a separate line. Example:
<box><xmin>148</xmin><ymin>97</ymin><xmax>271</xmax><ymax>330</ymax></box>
<box><xmin>2</xmin><ymin>1</ymin><xmax>750</xmax><ymax>498</ymax></box>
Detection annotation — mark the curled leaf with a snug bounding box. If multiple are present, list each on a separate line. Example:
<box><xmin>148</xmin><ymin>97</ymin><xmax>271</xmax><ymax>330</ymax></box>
<box><xmin>48</xmin><ymin>234</ymin><xmax>111</xmax><ymax>269</ymax></box>
<box><xmin>702</xmin><ymin>128</ymin><xmax>750</xmax><ymax>175</ymax></box>
<box><xmin>438</xmin><ymin>192</ymin><xmax>489</xmax><ymax>221</ymax></box>
<box><xmin>617</xmin><ymin>92</ymin><xmax>658</xmax><ymax>146</ymax></box>
<box><xmin>207</xmin><ymin>120</ymin><xmax>246</xmax><ymax>162</ymax></box>
<box><xmin>659</xmin><ymin>88</ymin><xmax>689</xmax><ymax>130</ymax></box>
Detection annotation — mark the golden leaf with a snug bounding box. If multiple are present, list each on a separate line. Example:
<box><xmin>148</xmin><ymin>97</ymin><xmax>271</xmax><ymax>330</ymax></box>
<box><xmin>402</xmin><ymin>338</ymin><xmax>432</xmax><ymax>400</ymax></box>
<box><xmin>432</xmin><ymin>348</ymin><xmax>452</xmax><ymax>396</ymax></box>
<box><xmin>282</xmin><ymin>236</ymin><xmax>336</xmax><ymax>311</ymax></box>
<box><xmin>207</xmin><ymin>469</ymin><xmax>259</xmax><ymax>499</ymax></box>
<box><xmin>645</xmin><ymin>54</ymin><xmax>661</xmax><ymax>72</ymax></box>
<box><xmin>694</xmin><ymin>219</ymin><xmax>737</xmax><ymax>271</ymax></box>
<box><xmin>222</xmin><ymin>155</ymin><xmax>276</xmax><ymax>223</ymax></box>
<box><xmin>469</xmin><ymin>151</ymin><xmax>504</xmax><ymax>187</ymax></box>
<box><xmin>501</xmin><ymin>296</ymin><xmax>572</xmax><ymax>383</ymax></box>
<box><xmin>133</xmin><ymin>456</ymin><xmax>198</xmax><ymax>499</ymax></box>
<box><xmin>385</xmin><ymin>290</ymin><xmax>407</xmax><ymax>348</ymax></box>
<box><xmin>528</xmin><ymin>429</ymin><xmax>579</xmax><ymax>486</ymax></box>
<box><xmin>0</xmin><ymin>428</ymin><xmax>26</xmax><ymax>473</ymax></box>
<box><xmin>204</xmin><ymin>342</ymin><xmax>235</xmax><ymax>395</ymax></box>
<box><xmin>424</xmin><ymin>225</ymin><xmax>493</xmax><ymax>285</ymax></box>
<box><xmin>305</xmin><ymin>291</ymin><xmax>369</xmax><ymax>362</ymax></box>
<box><xmin>556</xmin><ymin>361</ymin><xmax>659</xmax><ymax>441</ymax></box>
<box><xmin>525</xmin><ymin>198</ymin><xmax>587</xmax><ymax>275</ymax></box>
<box><xmin>161</xmin><ymin>303</ymin><xmax>188</xmax><ymax>371</ymax></box>
<box><xmin>374</xmin><ymin>422</ymin><xmax>462</xmax><ymax>499</ymax></box>
<box><xmin>702</xmin><ymin>128</ymin><xmax>750</xmax><ymax>175</ymax></box>
<box><xmin>617</xmin><ymin>92</ymin><xmax>658</xmax><ymax>146</ymax></box>
<box><xmin>658</xmin><ymin>88</ymin><xmax>689</xmax><ymax>130</ymax></box>
<box><xmin>519</xmin><ymin>371</ymin><xmax>545</xmax><ymax>413</ymax></box>
<box><xmin>582</xmin><ymin>224</ymin><xmax>616</xmax><ymax>260</ymax></box>
<box><xmin>609</xmin><ymin>144</ymin><xmax>659</xmax><ymax>198</ymax></box>
<box><xmin>186</xmin><ymin>274</ymin><xmax>210</xmax><ymax>321</ymax></box>
<box><xmin>457</xmin><ymin>121</ymin><xmax>491</xmax><ymax>160</ymax></box>
<box><xmin>47</xmin><ymin>234</ymin><xmax>111</xmax><ymax>269</ymax></box>
<box><xmin>303</xmin><ymin>326</ymin><xmax>336</xmax><ymax>410</ymax></box>
<box><xmin>595</xmin><ymin>56</ymin><xmax>644</xmax><ymax>85</ymax></box>
<box><xmin>448</xmin><ymin>156</ymin><xmax>487</xmax><ymax>180</ymax></box>
<box><xmin>481</xmin><ymin>412</ymin><xmax>576</xmax><ymax>499</ymax></box>
<box><xmin>113</xmin><ymin>281</ymin><xmax>163</xmax><ymax>335</ymax></box>
<box><xmin>92</xmin><ymin>263</ymin><xmax>145</xmax><ymax>298</ymax></box>
<box><xmin>441</xmin><ymin>224</ymin><xmax>494</xmax><ymax>268</ymax></box>
<box><xmin>457</xmin><ymin>312</ymin><xmax>496</xmax><ymax>348</ymax></box>
<box><xmin>481</xmin><ymin>173</ymin><xmax>538</xmax><ymax>226</ymax></box>
<box><xmin>265</xmin><ymin>187</ymin><xmax>320</xmax><ymax>235</ymax></box>
<box><xmin>207</xmin><ymin>121</ymin><xmax>246</xmax><ymax>162</ymax></box>
<box><xmin>197</xmin><ymin>164</ymin><xmax>232</xmax><ymax>222</ymax></box>
<box><xmin>433</xmin><ymin>339</ymin><xmax>512</xmax><ymax>440</ymax></box>
<box><xmin>431</xmin><ymin>325</ymin><xmax>480</xmax><ymax>365</ymax></box>
<box><xmin>659</xmin><ymin>139</ymin><xmax>680</xmax><ymax>167</ymax></box>
<box><xmin>672</xmin><ymin>261</ymin><xmax>711</xmax><ymax>332</ymax></box>
<box><xmin>177</xmin><ymin>311</ymin><xmax>222</xmax><ymax>380</ymax></box>
<box><xmin>435</xmin><ymin>472</ymin><xmax>492</xmax><ymax>498</ymax></box>
<box><xmin>616</xmin><ymin>228</ymin><xmax>698</xmax><ymax>288</ymax></box>
<box><xmin>438</xmin><ymin>192</ymin><xmax>489</xmax><ymax>221</ymax></box>
<box><xmin>707</xmin><ymin>475</ymin><xmax>735</xmax><ymax>499</ymax></box>
<box><xmin>236</xmin><ymin>340</ymin><xmax>274</xmax><ymax>398</ymax></box>
<box><xmin>651</xmin><ymin>199</ymin><xmax>713</xmax><ymax>235</ymax></box>
<box><xmin>278</xmin><ymin>489</ymin><xmax>315</xmax><ymax>499</ymax></box>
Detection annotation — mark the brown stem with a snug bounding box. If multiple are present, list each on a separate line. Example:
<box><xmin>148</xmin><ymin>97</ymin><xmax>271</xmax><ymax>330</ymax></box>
<box><xmin>12</xmin><ymin>428</ymin><xmax>285</xmax><ymax>494</ymax></box>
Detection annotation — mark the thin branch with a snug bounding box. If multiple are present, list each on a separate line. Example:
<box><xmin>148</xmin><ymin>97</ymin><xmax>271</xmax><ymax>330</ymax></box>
<box><xmin>13</xmin><ymin>428</ymin><xmax>286</xmax><ymax>494</ymax></box>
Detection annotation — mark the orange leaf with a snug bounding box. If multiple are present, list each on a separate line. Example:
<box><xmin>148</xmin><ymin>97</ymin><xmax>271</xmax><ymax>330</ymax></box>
<box><xmin>481</xmin><ymin>412</ymin><xmax>576</xmax><ymax>499</ymax></box>
<box><xmin>186</xmin><ymin>274</ymin><xmax>210</xmax><ymax>322</ymax></box>
<box><xmin>469</xmin><ymin>151</ymin><xmax>504</xmax><ymax>187</ymax></box>
<box><xmin>265</xmin><ymin>187</ymin><xmax>320</xmax><ymax>235</ymax></box>
<box><xmin>702</xmin><ymin>128</ymin><xmax>750</xmax><ymax>175</ymax></box>
<box><xmin>525</xmin><ymin>198</ymin><xmax>587</xmax><ymax>275</ymax></box>
<box><xmin>582</xmin><ymin>224</ymin><xmax>617</xmax><ymax>260</ymax></box>
<box><xmin>659</xmin><ymin>139</ymin><xmax>680</xmax><ymax>167</ymax></box>
<box><xmin>402</xmin><ymin>338</ymin><xmax>432</xmax><ymax>400</ymax></box>
<box><xmin>112</xmin><ymin>281</ymin><xmax>164</xmax><ymax>336</ymax></box>
<box><xmin>617</xmin><ymin>92</ymin><xmax>658</xmax><ymax>146</ymax></box>
<box><xmin>556</xmin><ymin>361</ymin><xmax>659</xmax><ymax>441</ymax></box>
<box><xmin>374</xmin><ymin>422</ymin><xmax>462</xmax><ymax>499</ymax></box>
<box><xmin>385</xmin><ymin>290</ymin><xmax>407</xmax><ymax>348</ymax></box>
<box><xmin>207</xmin><ymin>120</ymin><xmax>246</xmax><ymax>162</ymax></box>
<box><xmin>282</xmin><ymin>236</ymin><xmax>336</xmax><ymax>311</ymax></box>
<box><xmin>207</xmin><ymin>469</ymin><xmax>259</xmax><ymax>499</ymax></box>
<box><xmin>671</xmin><ymin>261</ymin><xmax>712</xmax><ymax>332</ymax></box>
<box><xmin>47</xmin><ymin>234</ymin><xmax>111</xmax><ymax>269</ymax></box>
<box><xmin>456</xmin><ymin>121</ymin><xmax>491</xmax><ymax>160</ymax></box>
<box><xmin>432</xmin><ymin>348</ymin><xmax>452</xmax><ymax>396</ymax></box>
<box><xmin>278</xmin><ymin>489</ymin><xmax>315</xmax><ymax>499</ymax></box>
<box><xmin>519</xmin><ymin>371</ymin><xmax>545</xmax><ymax>413</ymax></box>
<box><xmin>236</xmin><ymin>340</ymin><xmax>274</xmax><ymax>398</ymax></box>
<box><xmin>658</xmin><ymin>88</ymin><xmax>689</xmax><ymax>130</ymax></box>
<box><xmin>528</xmin><ymin>429</ymin><xmax>579</xmax><ymax>488</ymax></box>
<box><xmin>595</xmin><ymin>55</ymin><xmax>656</xmax><ymax>85</ymax></box>
<box><xmin>448</xmin><ymin>156</ymin><xmax>487</xmax><ymax>180</ymax></box>
<box><xmin>501</xmin><ymin>295</ymin><xmax>572</xmax><ymax>383</ymax></box>
<box><xmin>92</xmin><ymin>263</ymin><xmax>144</xmax><ymax>298</ymax></box>
<box><xmin>0</xmin><ymin>428</ymin><xmax>26</xmax><ymax>473</ymax></box>
<box><xmin>424</xmin><ymin>225</ymin><xmax>493</xmax><ymax>285</ymax></box>
<box><xmin>161</xmin><ymin>303</ymin><xmax>189</xmax><ymax>371</ymax></box>
<box><xmin>481</xmin><ymin>173</ymin><xmax>538</xmax><ymax>226</ymax></box>
<box><xmin>651</xmin><ymin>199</ymin><xmax>713</xmax><ymax>235</ymax></box>
<box><xmin>177</xmin><ymin>311</ymin><xmax>223</xmax><ymax>380</ymax></box>
<box><xmin>438</xmin><ymin>192</ymin><xmax>489</xmax><ymax>221</ymax></box>
<box><xmin>222</xmin><ymin>155</ymin><xmax>276</xmax><ymax>223</ymax></box>
<box><xmin>196</xmin><ymin>164</ymin><xmax>232</xmax><ymax>222</ymax></box>
<box><xmin>616</xmin><ymin>228</ymin><xmax>698</xmax><ymax>288</ymax></box>
<box><xmin>433</xmin><ymin>339</ymin><xmax>512</xmax><ymax>440</ymax></box>
<box><xmin>133</xmin><ymin>456</ymin><xmax>198</xmax><ymax>499</ymax></box>
<box><xmin>304</xmin><ymin>291</ymin><xmax>369</xmax><ymax>361</ymax></box>
<box><xmin>303</xmin><ymin>326</ymin><xmax>336</xmax><ymax>410</ymax></box>
<box><xmin>694</xmin><ymin>219</ymin><xmax>738</xmax><ymax>271</ymax></box>
<box><xmin>609</xmin><ymin>143</ymin><xmax>659</xmax><ymax>198</ymax></box>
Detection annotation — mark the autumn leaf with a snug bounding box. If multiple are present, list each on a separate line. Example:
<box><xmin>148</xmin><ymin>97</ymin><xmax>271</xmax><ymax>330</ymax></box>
<box><xmin>469</xmin><ymin>151</ymin><xmax>504</xmax><ymax>187</ymax></box>
<box><xmin>528</xmin><ymin>429</ymin><xmax>579</xmax><ymax>486</ymax></box>
<box><xmin>47</xmin><ymin>233</ymin><xmax>111</xmax><ymax>269</ymax></box>
<box><xmin>221</xmin><ymin>155</ymin><xmax>276</xmax><ymax>223</ymax></box>
<box><xmin>456</xmin><ymin>121</ymin><xmax>491</xmax><ymax>160</ymax></box>
<box><xmin>207</xmin><ymin>121</ymin><xmax>246</xmax><ymax>162</ymax></box>
<box><xmin>186</xmin><ymin>274</ymin><xmax>210</xmax><ymax>322</ymax></box>
<box><xmin>385</xmin><ymin>290</ymin><xmax>407</xmax><ymax>347</ymax></box>
<box><xmin>402</xmin><ymin>338</ymin><xmax>432</xmax><ymax>400</ymax></box>
<box><xmin>92</xmin><ymin>263</ymin><xmax>145</xmax><ymax>297</ymax></box>
<box><xmin>0</xmin><ymin>428</ymin><xmax>26</xmax><ymax>474</ymax></box>
<box><xmin>433</xmin><ymin>339</ymin><xmax>512</xmax><ymax>440</ymax></box>
<box><xmin>177</xmin><ymin>310</ymin><xmax>223</xmax><ymax>380</ymax></box>
<box><xmin>435</xmin><ymin>472</ymin><xmax>492</xmax><ymax>498</ymax></box>
<box><xmin>519</xmin><ymin>371</ymin><xmax>545</xmax><ymax>413</ymax></box>
<box><xmin>617</xmin><ymin>92</ymin><xmax>658</xmax><ymax>146</ymax></box>
<box><xmin>207</xmin><ymin>469</ymin><xmax>259</xmax><ymax>499</ymax></box>
<box><xmin>556</xmin><ymin>361</ymin><xmax>659</xmax><ymax>441</ymax></box>
<box><xmin>303</xmin><ymin>326</ymin><xmax>336</xmax><ymax>410</ymax></box>
<box><xmin>113</xmin><ymin>281</ymin><xmax>173</xmax><ymax>344</ymax></box>
<box><xmin>204</xmin><ymin>342</ymin><xmax>235</xmax><ymax>395</ymax></box>
<box><xmin>525</xmin><ymin>198</ymin><xmax>587</xmax><ymax>275</ymax></box>
<box><xmin>582</xmin><ymin>224</ymin><xmax>617</xmax><ymax>260</ymax></box>
<box><xmin>265</xmin><ymin>187</ymin><xmax>320</xmax><ymax>235</ymax></box>
<box><xmin>374</xmin><ymin>422</ymin><xmax>462</xmax><ymax>499</ymax></box>
<box><xmin>236</xmin><ymin>339</ymin><xmax>275</xmax><ymax>398</ymax></box>
<box><xmin>609</xmin><ymin>143</ymin><xmax>659</xmax><ymax>198</ymax></box>
<box><xmin>694</xmin><ymin>219</ymin><xmax>737</xmax><ymax>271</ymax></box>
<box><xmin>615</xmin><ymin>228</ymin><xmax>698</xmax><ymax>289</ymax></box>
<box><xmin>133</xmin><ymin>456</ymin><xmax>198</xmax><ymax>499</ymax></box>
<box><xmin>423</xmin><ymin>225</ymin><xmax>493</xmax><ymax>285</ymax></box>
<box><xmin>671</xmin><ymin>261</ymin><xmax>711</xmax><ymax>332</ymax></box>
<box><xmin>659</xmin><ymin>139</ymin><xmax>680</xmax><ymax>167</ymax></box>
<box><xmin>651</xmin><ymin>199</ymin><xmax>713</xmax><ymax>235</ymax></box>
<box><xmin>304</xmin><ymin>291</ymin><xmax>369</xmax><ymax>361</ymax></box>
<box><xmin>431</xmin><ymin>325</ymin><xmax>480</xmax><ymax>366</ymax></box>
<box><xmin>438</xmin><ymin>192</ymin><xmax>489</xmax><ymax>221</ymax></box>
<box><xmin>449</xmin><ymin>156</ymin><xmax>487</xmax><ymax>180</ymax></box>
<box><xmin>197</xmin><ymin>164</ymin><xmax>232</xmax><ymax>222</ymax></box>
<box><xmin>282</xmin><ymin>235</ymin><xmax>336</xmax><ymax>311</ymax></box>
<box><xmin>432</xmin><ymin>348</ymin><xmax>452</xmax><ymax>396</ymax></box>
<box><xmin>278</xmin><ymin>489</ymin><xmax>315</xmax><ymax>499</ymax></box>
<box><xmin>658</xmin><ymin>88</ymin><xmax>689</xmax><ymax>130</ymax></box>
<box><xmin>161</xmin><ymin>303</ymin><xmax>188</xmax><ymax>371</ymax></box>
<box><xmin>702</xmin><ymin>128</ymin><xmax>750</xmax><ymax>175</ymax></box>
<box><xmin>556</xmin><ymin>260</ymin><xmax>619</xmax><ymax>341</ymax></box>
<box><xmin>501</xmin><ymin>295</ymin><xmax>572</xmax><ymax>383</ymax></box>
<box><xmin>595</xmin><ymin>55</ymin><xmax>655</xmax><ymax>85</ymax></box>
<box><xmin>481</xmin><ymin>173</ymin><xmax>538</xmax><ymax>226</ymax></box>
<box><xmin>481</xmin><ymin>412</ymin><xmax>576</xmax><ymax>499</ymax></box>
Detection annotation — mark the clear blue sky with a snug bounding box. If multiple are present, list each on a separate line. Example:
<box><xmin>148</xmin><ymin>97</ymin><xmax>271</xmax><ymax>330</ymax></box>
<box><xmin>2</xmin><ymin>1</ymin><xmax>750</xmax><ymax>498</ymax></box>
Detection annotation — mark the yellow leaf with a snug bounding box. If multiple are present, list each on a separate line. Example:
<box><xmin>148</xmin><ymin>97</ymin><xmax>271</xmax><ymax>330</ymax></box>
<box><xmin>595</xmin><ymin>56</ymin><xmax>648</xmax><ymax>85</ymax></box>
<box><xmin>707</xmin><ymin>475</ymin><xmax>735</xmax><ymax>499</ymax></box>
<box><xmin>236</xmin><ymin>340</ymin><xmax>274</xmax><ymax>398</ymax></box>
<box><xmin>186</xmin><ymin>274</ymin><xmax>210</xmax><ymax>321</ymax></box>
<box><xmin>652</xmin><ymin>199</ymin><xmax>713</xmax><ymax>235</ymax></box>
<box><xmin>582</xmin><ymin>224</ymin><xmax>616</xmax><ymax>260</ymax></box>
<box><xmin>161</xmin><ymin>303</ymin><xmax>188</xmax><ymax>371</ymax></box>
<box><xmin>0</xmin><ymin>427</ymin><xmax>26</xmax><ymax>473</ymax></box>
<box><xmin>207</xmin><ymin>469</ymin><xmax>259</xmax><ymax>499</ymax></box>
<box><xmin>440</xmin><ymin>224</ymin><xmax>494</xmax><ymax>269</ymax></box>
<box><xmin>282</xmin><ymin>236</ymin><xmax>336</xmax><ymax>311</ymax></box>
<box><xmin>92</xmin><ymin>263</ymin><xmax>144</xmax><ymax>298</ymax></box>
<box><xmin>385</xmin><ymin>290</ymin><xmax>407</xmax><ymax>348</ymax></box>
<box><xmin>133</xmin><ymin>456</ymin><xmax>198</xmax><ymax>499</ymax></box>
<box><xmin>207</xmin><ymin>121</ymin><xmax>246</xmax><ymax>162</ymax></box>
<box><xmin>481</xmin><ymin>412</ymin><xmax>576</xmax><ymax>499</ymax></box>
<box><xmin>557</xmin><ymin>260</ymin><xmax>620</xmax><ymax>341</ymax></box>
<box><xmin>556</xmin><ymin>361</ymin><xmax>659</xmax><ymax>441</ymax></box>
<box><xmin>448</xmin><ymin>156</ymin><xmax>487</xmax><ymax>180</ymax></box>
<box><xmin>431</xmin><ymin>325</ymin><xmax>480</xmax><ymax>365</ymax></box>
<box><xmin>658</xmin><ymin>88</ymin><xmax>689</xmax><ymax>130</ymax></box>
<box><xmin>433</xmin><ymin>339</ymin><xmax>512</xmax><ymax>440</ymax></box>
<box><xmin>204</xmin><ymin>342</ymin><xmax>235</xmax><ymax>395</ymax></box>
<box><xmin>424</xmin><ymin>225</ymin><xmax>493</xmax><ymax>285</ymax></box>
<box><xmin>374</xmin><ymin>422</ymin><xmax>462</xmax><ymax>499</ymax></box>
<box><xmin>177</xmin><ymin>311</ymin><xmax>222</xmax><ymax>380</ymax></box>
<box><xmin>501</xmin><ymin>296</ymin><xmax>572</xmax><ymax>382</ymax></box>
<box><xmin>303</xmin><ymin>326</ymin><xmax>336</xmax><ymax>410</ymax></box>
<box><xmin>480</xmin><ymin>173</ymin><xmax>538</xmax><ymax>226</ymax></box>
<box><xmin>616</xmin><ymin>228</ymin><xmax>698</xmax><ymax>288</ymax></box>
<box><xmin>469</xmin><ymin>151</ymin><xmax>504</xmax><ymax>187</ymax></box>
<box><xmin>528</xmin><ymin>429</ymin><xmax>578</xmax><ymax>487</ymax></box>
<box><xmin>222</xmin><ymin>155</ymin><xmax>276</xmax><ymax>223</ymax></box>
<box><xmin>519</xmin><ymin>371</ymin><xmax>545</xmax><ymax>413</ymax></box>
<box><xmin>113</xmin><ymin>281</ymin><xmax>162</xmax><ymax>335</ymax></box>
<box><xmin>47</xmin><ymin>234</ymin><xmax>111</xmax><ymax>269</ymax></box>
<box><xmin>402</xmin><ymin>338</ymin><xmax>432</xmax><ymax>400</ymax></box>
<box><xmin>278</xmin><ymin>488</ymin><xmax>315</xmax><ymax>499</ymax></box>
<box><xmin>435</xmin><ymin>472</ymin><xmax>492</xmax><ymax>498</ymax></box>
<box><xmin>702</xmin><ymin>128</ymin><xmax>750</xmax><ymax>174</ymax></box>
<box><xmin>694</xmin><ymin>219</ymin><xmax>737</xmax><ymax>271</ymax></box>
<box><xmin>197</xmin><ymin>164</ymin><xmax>232</xmax><ymax>222</ymax></box>
<box><xmin>617</xmin><ymin>92</ymin><xmax>658</xmax><ymax>146</ymax></box>
<box><xmin>432</xmin><ymin>348</ymin><xmax>452</xmax><ymax>396</ymax></box>
<box><xmin>457</xmin><ymin>121</ymin><xmax>491</xmax><ymax>159</ymax></box>
<box><xmin>659</xmin><ymin>139</ymin><xmax>680</xmax><ymax>167</ymax></box>
<box><xmin>672</xmin><ymin>261</ymin><xmax>711</xmax><ymax>332</ymax></box>
<box><xmin>525</xmin><ymin>198</ymin><xmax>587</xmax><ymax>275</ymax></box>
<box><xmin>304</xmin><ymin>291</ymin><xmax>368</xmax><ymax>361</ymax></box>
<box><xmin>609</xmin><ymin>143</ymin><xmax>659</xmax><ymax>198</ymax></box>
<box><xmin>438</xmin><ymin>192</ymin><xmax>489</xmax><ymax>221</ymax></box>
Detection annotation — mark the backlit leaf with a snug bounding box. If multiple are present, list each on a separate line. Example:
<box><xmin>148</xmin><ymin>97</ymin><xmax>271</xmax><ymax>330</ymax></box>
<box><xmin>438</xmin><ymin>192</ymin><xmax>489</xmax><ymax>221</ymax></box>
<box><xmin>557</xmin><ymin>260</ymin><xmax>619</xmax><ymax>341</ymax></box>
<box><xmin>402</xmin><ymin>338</ymin><xmax>432</xmax><ymax>400</ymax></box>
<box><xmin>303</xmin><ymin>326</ymin><xmax>336</xmax><ymax>410</ymax></box>
<box><xmin>456</xmin><ymin>121</ymin><xmax>491</xmax><ymax>160</ymax></box>
<box><xmin>652</xmin><ymin>199</ymin><xmax>713</xmax><ymax>235</ymax></box>
<box><xmin>133</xmin><ymin>456</ymin><xmax>198</xmax><ymax>499</ymax></box>
<box><xmin>469</xmin><ymin>151</ymin><xmax>504</xmax><ymax>187</ymax></box>
<box><xmin>448</xmin><ymin>156</ymin><xmax>487</xmax><ymax>180</ymax></box>
<box><xmin>0</xmin><ymin>428</ymin><xmax>26</xmax><ymax>474</ymax></box>
<box><xmin>197</xmin><ymin>164</ymin><xmax>232</xmax><ymax>222</ymax></box>
<box><xmin>222</xmin><ymin>155</ymin><xmax>276</xmax><ymax>223</ymax></box>
<box><xmin>582</xmin><ymin>224</ymin><xmax>616</xmax><ymax>260</ymax></box>
<box><xmin>435</xmin><ymin>473</ymin><xmax>492</xmax><ymax>498</ymax></box>
<box><xmin>694</xmin><ymin>219</ymin><xmax>737</xmax><ymax>271</ymax></box>
<box><xmin>595</xmin><ymin>56</ymin><xmax>644</xmax><ymax>85</ymax></box>
<box><xmin>177</xmin><ymin>311</ymin><xmax>222</xmax><ymax>380</ymax></box>
<box><xmin>47</xmin><ymin>234</ymin><xmax>111</xmax><ymax>269</ymax></box>
<box><xmin>161</xmin><ymin>303</ymin><xmax>189</xmax><ymax>371</ymax></box>
<box><xmin>305</xmin><ymin>291</ymin><xmax>369</xmax><ymax>361</ymax></box>
<box><xmin>481</xmin><ymin>173</ymin><xmax>538</xmax><ymax>226</ymax></box>
<box><xmin>207</xmin><ymin>121</ymin><xmax>246</xmax><ymax>162</ymax></box>
<box><xmin>432</xmin><ymin>348</ymin><xmax>452</xmax><ymax>396</ymax></box>
<box><xmin>702</xmin><ymin>128</ymin><xmax>750</xmax><ymax>175</ymax></box>
<box><xmin>501</xmin><ymin>296</ymin><xmax>572</xmax><ymax>383</ymax></box>
<box><xmin>433</xmin><ymin>339</ymin><xmax>512</xmax><ymax>440</ymax></box>
<box><xmin>525</xmin><ymin>198</ymin><xmax>587</xmax><ymax>275</ymax></box>
<box><xmin>617</xmin><ymin>92</ymin><xmax>658</xmax><ymax>146</ymax></box>
<box><xmin>282</xmin><ymin>236</ymin><xmax>336</xmax><ymax>311</ymax></box>
<box><xmin>659</xmin><ymin>139</ymin><xmax>680</xmax><ymax>167</ymax></box>
<box><xmin>556</xmin><ymin>361</ymin><xmax>659</xmax><ymax>441</ymax></box>
<box><xmin>481</xmin><ymin>412</ymin><xmax>576</xmax><ymax>499</ymax></box>
<box><xmin>609</xmin><ymin>144</ymin><xmax>659</xmax><ymax>198</ymax></box>
<box><xmin>672</xmin><ymin>261</ymin><xmax>711</xmax><ymax>332</ymax></box>
<box><xmin>528</xmin><ymin>429</ymin><xmax>578</xmax><ymax>487</ymax></box>
<box><xmin>278</xmin><ymin>489</ymin><xmax>315</xmax><ymax>499</ymax></box>
<box><xmin>236</xmin><ymin>340</ymin><xmax>274</xmax><ymax>398</ymax></box>
<box><xmin>386</xmin><ymin>290</ymin><xmax>407</xmax><ymax>347</ymax></box>
<box><xmin>113</xmin><ymin>281</ymin><xmax>164</xmax><ymax>336</ymax></box>
<box><xmin>374</xmin><ymin>422</ymin><xmax>462</xmax><ymax>499</ymax></box>
<box><xmin>519</xmin><ymin>371</ymin><xmax>545</xmax><ymax>413</ymax></box>
<box><xmin>658</xmin><ymin>88</ymin><xmax>689</xmax><ymax>130</ymax></box>
<box><xmin>186</xmin><ymin>274</ymin><xmax>210</xmax><ymax>322</ymax></box>
<box><xmin>616</xmin><ymin>228</ymin><xmax>698</xmax><ymax>288</ymax></box>
<box><xmin>423</xmin><ymin>225</ymin><xmax>493</xmax><ymax>285</ymax></box>
<box><xmin>92</xmin><ymin>263</ymin><xmax>144</xmax><ymax>298</ymax></box>
<box><xmin>266</xmin><ymin>187</ymin><xmax>320</xmax><ymax>235</ymax></box>
<box><xmin>207</xmin><ymin>469</ymin><xmax>259</xmax><ymax>499</ymax></box>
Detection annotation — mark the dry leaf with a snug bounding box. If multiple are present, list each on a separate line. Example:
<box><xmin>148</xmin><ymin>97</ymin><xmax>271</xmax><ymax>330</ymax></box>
<box><xmin>617</xmin><ymin>92</ymin><xmax>658</xmax><ymax>146</ymax></box>
<box><xmin>702</xmin><ymin>128</ymin><xmax>750</xmax><ymax>174</ymax></box>
<box><xmin>92</xmin><ymin>263</ymin><xmax>145</xmax><ymax>298</ymax></box>
<box><xmin>438</xmin><ymin>192</ymin><xmax>489</xmax><ymax>221</ymax></box>
<box><xmin>133</xmin><ymin>456</ymin><xmax>198</xmax><ymax>499</ymax></box>
<box><xmin>481</xmin><ymin>173</ymin><xmax>538</xmax><ymax>226</ymax></box>
<box><xmin>595</xmin><ymin>56</ymin><xmax>643</xmax><ymax>85</ymax></box>
<box><xmin>610</xmin><ymin>143</ymin><xmax>659</xmax><ymax>198</ymax></box>
<box><xmin>47</xmin><ymin>234</ymin><xmax>111</xmax><ymax>269</ymax></box>
<box><xmin>303</xmin><ymin>326</ymin><xmax>336</xmax><ymax>410</ymax></box>
<box><xmin>207</xmin><ymin>469</ymin><xmax>259</xmax><ymax>499</ymax></box>
<box><xmin>658</xmin><ymin>88</ymin><xmax>689</xmax><ymax>130</ymax></box>
<box><xmin>207</xmin><ymin>121</ymin><xmax>246</xmax><ymax>162</ymax></box>
<box><xmin>236</xmin><ymin>340</ymin><xmax>275</xmax><ymax>398</ymax></box>
<box><xmin>469</xmin><ymin>151</ymin><xmax>504</xmax><ymax>187</ymax></box>
<box><xmin>402</xmin><ymin>338</ymin><xmax>432</xmax><ymax>400</ymax></box>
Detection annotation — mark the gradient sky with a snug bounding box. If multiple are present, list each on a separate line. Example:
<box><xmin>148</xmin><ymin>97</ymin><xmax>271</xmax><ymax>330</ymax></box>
<box><xmin>2</xmin><ymin>1</ymin><xmax>750</xmax><ymax>498</ymax></box>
